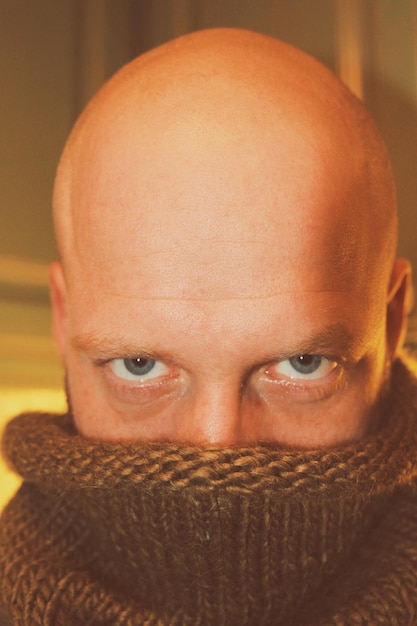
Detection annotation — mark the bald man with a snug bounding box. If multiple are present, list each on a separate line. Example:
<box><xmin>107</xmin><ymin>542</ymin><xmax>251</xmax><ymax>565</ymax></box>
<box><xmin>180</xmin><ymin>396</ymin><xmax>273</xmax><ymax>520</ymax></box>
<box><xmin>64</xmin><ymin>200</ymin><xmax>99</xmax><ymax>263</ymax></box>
<box><xmin>1</xmin><ymin>28</ymin><xmax>417</xmax><ymax>625</ymax></box>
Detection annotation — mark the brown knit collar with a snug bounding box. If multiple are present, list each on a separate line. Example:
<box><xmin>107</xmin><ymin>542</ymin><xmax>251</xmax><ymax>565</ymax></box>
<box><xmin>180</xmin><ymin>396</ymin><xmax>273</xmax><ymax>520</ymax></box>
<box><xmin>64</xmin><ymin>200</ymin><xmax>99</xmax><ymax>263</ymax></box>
<box><xmin>2</xmin><ymin>358</ymin><xmax>417</xmax><ymax>625</ymax></box>
<box><xmin>6</xmin><ymin>358</ymin><xmax>417</xmax><ymax>495</ymax></box>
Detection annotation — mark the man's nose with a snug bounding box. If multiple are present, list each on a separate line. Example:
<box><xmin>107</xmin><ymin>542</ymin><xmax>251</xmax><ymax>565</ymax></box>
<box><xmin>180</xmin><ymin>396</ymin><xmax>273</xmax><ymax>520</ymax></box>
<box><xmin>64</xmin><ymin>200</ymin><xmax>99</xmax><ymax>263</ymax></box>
<box><xmin>179</xmin><ymin>381</ymin><xmax>242</xmax><ymax>445</ymax></box>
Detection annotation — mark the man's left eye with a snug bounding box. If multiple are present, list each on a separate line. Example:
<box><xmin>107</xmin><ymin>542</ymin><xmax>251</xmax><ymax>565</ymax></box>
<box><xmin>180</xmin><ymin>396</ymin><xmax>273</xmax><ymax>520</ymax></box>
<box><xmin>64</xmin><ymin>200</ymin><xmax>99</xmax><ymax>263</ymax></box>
<box><xmin>266</xmin><ymin>355</ymin><xmax>338</xmax><ymax>381</ymax></box>
<box><xmin>110</xmin><ymin>357</ymin><xmax>170</xmax><ymax>382</ymax></box>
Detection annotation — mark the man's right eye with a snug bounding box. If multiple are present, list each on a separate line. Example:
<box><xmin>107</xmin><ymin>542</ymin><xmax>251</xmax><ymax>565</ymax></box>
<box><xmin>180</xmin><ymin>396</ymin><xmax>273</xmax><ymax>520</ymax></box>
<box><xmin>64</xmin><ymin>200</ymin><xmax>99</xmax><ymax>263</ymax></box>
<box><xmin>110</xmin><ymin>357</ymin><xmax>171</xmax><ymax>382</ymax></box>
<box><xmin>264</xmin><ymin>354</ymin><xmax>339</xmax><ymax>382</ymax></box>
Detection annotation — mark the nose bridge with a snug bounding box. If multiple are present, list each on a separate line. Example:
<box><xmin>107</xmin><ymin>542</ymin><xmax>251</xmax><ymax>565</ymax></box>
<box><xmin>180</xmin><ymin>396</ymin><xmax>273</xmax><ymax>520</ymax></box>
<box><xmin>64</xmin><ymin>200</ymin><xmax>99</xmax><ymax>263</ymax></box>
<box><xmin>183</xmin><ymin>378</ymin><xmax>242</xmax><ymax>445</ymax></box>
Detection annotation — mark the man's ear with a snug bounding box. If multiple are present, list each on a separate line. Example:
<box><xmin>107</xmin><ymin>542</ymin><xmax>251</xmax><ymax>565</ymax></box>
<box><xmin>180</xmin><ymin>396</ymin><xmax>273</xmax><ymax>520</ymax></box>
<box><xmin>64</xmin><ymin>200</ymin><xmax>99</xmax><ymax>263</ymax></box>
<box><xmin>49</xmin><ymin>262</ymin><xmax>68</xmax><ymax>358</ymax></box>
<box><xmin>386</xmin><ymin>258</ymin><xmax>413</xmax><ymax>359</ymax></box>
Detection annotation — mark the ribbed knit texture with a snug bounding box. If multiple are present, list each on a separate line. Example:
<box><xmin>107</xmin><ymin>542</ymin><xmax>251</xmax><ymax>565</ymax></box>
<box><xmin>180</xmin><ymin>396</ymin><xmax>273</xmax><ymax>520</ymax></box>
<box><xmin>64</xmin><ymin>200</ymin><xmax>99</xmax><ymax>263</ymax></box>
<box><xmin>1</xmin><ymin>358</ymin><xmax>417</xmax><ymax>625</ymax></box>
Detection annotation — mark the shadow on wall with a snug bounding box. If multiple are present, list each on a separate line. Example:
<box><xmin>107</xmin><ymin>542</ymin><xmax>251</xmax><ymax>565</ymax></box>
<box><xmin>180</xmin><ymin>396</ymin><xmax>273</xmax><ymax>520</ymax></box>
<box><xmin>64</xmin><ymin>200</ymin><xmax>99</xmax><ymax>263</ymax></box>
<box><xmin>364</xmin><ymin>68</ymin><xmax>417</xmax><ymax>344</ymax></box>
<box><xmin>363</xmin><ymin>68</ymin><xmax>417</xmax><ymax>283</ymax></box>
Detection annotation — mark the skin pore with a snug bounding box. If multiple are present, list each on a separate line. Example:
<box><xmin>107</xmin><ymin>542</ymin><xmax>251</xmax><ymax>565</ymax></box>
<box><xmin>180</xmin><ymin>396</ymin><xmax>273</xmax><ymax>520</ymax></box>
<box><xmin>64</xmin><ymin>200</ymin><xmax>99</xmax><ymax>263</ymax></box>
<box><xmin>50</xmin><ymin>28</ymin><xmax>411</xmax><ymax>447</ymax></box>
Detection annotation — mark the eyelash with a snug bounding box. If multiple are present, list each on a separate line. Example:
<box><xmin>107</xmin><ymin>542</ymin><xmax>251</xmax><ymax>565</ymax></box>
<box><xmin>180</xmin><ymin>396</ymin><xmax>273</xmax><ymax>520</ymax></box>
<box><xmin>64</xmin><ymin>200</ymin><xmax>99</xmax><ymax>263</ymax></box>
<box><xmin>266</xmin><ymin>355</ymin><xmax>339</xmax><ymax>380</ymax></box>
<box><xmin>109</xmin><ymin>358</ymin><xmax>171</xmax><ymax>382</ymax></box>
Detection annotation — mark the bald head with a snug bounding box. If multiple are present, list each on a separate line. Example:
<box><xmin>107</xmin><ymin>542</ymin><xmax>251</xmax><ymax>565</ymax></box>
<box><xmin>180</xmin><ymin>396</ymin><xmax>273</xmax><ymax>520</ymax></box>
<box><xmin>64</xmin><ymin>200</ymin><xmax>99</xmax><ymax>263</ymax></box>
<box><xmin>50</xmin><ymin>28</ymin><xmax>410</xmax><ymax>446</ymax></box>
<box><xmin>54</xmin><ymin>28</ymin><xmax>396</xmax><ymax>294</ymax></box>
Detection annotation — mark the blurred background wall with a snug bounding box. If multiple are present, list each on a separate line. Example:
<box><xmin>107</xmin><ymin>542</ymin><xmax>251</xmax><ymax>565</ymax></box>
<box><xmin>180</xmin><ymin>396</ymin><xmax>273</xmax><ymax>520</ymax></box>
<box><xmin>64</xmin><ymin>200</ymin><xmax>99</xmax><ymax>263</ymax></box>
<box><xmin>1</xmin><ymin>0</ymin><xmax>417</xmax><ymax>392</ymax></box>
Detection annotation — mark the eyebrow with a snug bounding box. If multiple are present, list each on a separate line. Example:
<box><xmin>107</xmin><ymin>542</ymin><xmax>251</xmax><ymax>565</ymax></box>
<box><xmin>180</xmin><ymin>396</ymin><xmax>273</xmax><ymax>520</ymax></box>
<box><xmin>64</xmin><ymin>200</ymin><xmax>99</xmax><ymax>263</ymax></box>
<box><xmin>71</xmin><ymin>333</ymin><xmax>163</xmax><ymax>361</ymax></box>
<box><xmin>275</xmin><ymin>325</ymin><xmax>363</xmax><ymax>362</ymax></box>
<box><xmin>71</xmin><ymin>324</ymin><xmax>362</xmax><ymax>362</ymax></box>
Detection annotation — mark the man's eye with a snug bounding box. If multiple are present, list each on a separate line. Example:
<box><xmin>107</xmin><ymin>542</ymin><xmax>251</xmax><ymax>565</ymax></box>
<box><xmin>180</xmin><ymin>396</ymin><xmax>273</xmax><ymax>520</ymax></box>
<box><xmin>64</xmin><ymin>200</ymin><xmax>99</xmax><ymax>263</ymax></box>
<box><xmin>266</xmin><ymin>355</ymin><xmax>338</xmax><ymax>381</ymax></box>
<box><xmin>110</xmin><ymin>357</ymin><xmax>170</xmax><ymax>382</ymax></box>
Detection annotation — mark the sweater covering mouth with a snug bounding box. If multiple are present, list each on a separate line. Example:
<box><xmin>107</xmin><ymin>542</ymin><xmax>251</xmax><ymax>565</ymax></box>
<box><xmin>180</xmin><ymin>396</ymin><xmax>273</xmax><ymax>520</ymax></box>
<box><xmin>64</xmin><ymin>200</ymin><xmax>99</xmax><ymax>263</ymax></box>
<box><xmin>1</xmin><ymin>358</ymin><xmax>417</xmax><ymax>625</ymax></box>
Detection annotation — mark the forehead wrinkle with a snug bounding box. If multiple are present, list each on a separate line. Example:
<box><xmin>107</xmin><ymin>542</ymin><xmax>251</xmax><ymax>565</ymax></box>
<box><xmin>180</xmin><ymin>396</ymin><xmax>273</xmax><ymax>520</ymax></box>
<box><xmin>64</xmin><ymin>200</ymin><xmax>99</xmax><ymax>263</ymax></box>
<box><xmin>80</xmin><ymin>288</ymin><xmax>361</xmax><ymax>303</ymax></box>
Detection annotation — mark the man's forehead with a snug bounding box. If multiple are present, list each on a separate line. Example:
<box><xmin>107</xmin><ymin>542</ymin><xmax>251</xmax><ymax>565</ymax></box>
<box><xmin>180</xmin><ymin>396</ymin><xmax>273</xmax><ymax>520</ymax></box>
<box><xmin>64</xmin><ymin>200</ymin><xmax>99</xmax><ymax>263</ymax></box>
<box><xmin>66</xmin><ymin>165</ymin><xmax>367</xmax><ymax>313</ymax></box>
<box><xmin>66</xmin><ymin>114</ymin><xmax>367</xmax><ymax>303</ymax></box>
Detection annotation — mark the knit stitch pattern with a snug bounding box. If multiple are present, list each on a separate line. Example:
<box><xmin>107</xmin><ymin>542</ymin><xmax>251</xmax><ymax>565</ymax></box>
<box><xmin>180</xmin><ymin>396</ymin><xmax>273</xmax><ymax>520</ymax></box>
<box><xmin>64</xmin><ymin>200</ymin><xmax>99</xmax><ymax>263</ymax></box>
<box><xmin>1</xmin><ymin>358</ymin><xmax>417</xmax><ymax>625</ymax></box>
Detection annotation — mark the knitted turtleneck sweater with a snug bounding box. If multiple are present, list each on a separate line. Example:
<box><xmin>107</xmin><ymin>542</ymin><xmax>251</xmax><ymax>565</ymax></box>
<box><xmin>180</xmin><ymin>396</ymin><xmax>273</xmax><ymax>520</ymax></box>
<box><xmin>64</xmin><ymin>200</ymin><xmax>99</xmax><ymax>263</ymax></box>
<box><xmin>1</xmin><ymin>359</ymin><xmax>417</xmax><ymax>625</ymax></box>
